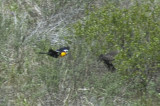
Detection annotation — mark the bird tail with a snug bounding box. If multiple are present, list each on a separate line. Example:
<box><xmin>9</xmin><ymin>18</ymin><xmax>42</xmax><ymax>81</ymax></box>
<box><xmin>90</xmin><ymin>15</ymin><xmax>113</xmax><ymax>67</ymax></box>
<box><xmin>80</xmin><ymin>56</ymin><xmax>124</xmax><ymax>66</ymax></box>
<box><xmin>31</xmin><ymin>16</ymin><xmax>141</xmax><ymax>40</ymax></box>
<box><xmin>39</xmin><ymin>52</ymin><xmax>48</xmax><ymax>54</ymax></box>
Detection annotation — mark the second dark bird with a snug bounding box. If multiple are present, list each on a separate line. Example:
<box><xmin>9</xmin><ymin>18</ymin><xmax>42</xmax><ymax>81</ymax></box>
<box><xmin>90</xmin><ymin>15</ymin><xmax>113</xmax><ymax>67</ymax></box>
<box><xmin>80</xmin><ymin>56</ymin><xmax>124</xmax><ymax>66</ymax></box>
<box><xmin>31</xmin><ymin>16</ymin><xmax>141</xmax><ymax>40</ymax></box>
<box><xmin>98</xmin><ymin>50</ymin><xmax>119</xmax><ymax>71</ymax></box>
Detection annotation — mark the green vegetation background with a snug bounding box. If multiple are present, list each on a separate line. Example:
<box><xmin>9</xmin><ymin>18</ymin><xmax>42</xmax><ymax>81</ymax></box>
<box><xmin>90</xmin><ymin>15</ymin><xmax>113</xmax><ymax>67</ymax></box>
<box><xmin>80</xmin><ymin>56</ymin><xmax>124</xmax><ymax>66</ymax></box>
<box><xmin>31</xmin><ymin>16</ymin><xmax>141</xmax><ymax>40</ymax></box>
<box><xmin>0</xmin><ymin>0</ymin><xmax>160</xmax><ymax>105</ymax></box>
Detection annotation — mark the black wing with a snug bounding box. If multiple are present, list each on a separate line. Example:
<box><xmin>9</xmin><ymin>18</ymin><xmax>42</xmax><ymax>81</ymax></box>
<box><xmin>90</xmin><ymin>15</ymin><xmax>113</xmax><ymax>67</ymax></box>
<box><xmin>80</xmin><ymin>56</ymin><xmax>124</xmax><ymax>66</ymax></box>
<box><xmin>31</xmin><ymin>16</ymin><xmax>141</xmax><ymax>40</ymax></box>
<box><xmin>56</xmin><ymin>47</ymin><xmax>70</xmax><ymax>52</ymax></box>
<box><xmin>48</xmin><ymin>49</ymin><xmax>59</xmax><ymax>58</ymax></box>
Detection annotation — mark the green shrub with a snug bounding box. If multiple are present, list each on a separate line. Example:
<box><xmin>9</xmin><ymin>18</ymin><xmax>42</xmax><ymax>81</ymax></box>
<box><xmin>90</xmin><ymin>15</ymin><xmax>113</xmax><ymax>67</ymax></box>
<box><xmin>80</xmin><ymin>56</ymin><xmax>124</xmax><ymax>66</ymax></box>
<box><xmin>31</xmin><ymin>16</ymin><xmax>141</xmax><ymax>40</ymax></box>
<box><xmin>71</xmin><ymin>0</ymin><xmax>160</xmax><ymax>98</ymax></box>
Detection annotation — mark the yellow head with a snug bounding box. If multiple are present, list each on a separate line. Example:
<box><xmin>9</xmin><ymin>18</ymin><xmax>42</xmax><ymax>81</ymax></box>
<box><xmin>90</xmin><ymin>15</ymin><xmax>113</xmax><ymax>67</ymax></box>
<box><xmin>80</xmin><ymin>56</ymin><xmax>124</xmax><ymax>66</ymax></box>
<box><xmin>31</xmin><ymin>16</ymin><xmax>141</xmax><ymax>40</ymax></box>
<box><xmin>60</xmin><ymin>52</ymin><xmax>67</xmax><ymax>57</ymax></box>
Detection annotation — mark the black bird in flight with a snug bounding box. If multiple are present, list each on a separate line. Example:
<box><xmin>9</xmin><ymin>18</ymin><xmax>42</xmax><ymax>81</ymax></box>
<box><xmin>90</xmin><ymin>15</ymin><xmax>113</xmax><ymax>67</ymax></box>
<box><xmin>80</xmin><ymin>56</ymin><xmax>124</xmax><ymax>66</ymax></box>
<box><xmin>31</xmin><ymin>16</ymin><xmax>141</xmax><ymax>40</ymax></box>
<box><xmin>39</xmin><ymin>47</ymin><xmax>70</xmax><ymax>58</ymax></box>
<box><xmin>98</xmin><ymin>50</ymin><xmax>119</xmax><ymax>71</ymax></box>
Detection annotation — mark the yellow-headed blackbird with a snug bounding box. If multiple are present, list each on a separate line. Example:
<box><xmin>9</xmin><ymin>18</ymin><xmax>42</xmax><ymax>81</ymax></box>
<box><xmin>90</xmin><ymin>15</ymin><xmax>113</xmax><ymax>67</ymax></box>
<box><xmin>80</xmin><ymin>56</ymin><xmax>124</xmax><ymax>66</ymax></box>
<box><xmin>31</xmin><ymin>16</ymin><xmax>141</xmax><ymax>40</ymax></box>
<box><xmin>98</xmin><ymin>50</ymin><xmax>119</xmax><ymax>71</ymax></box>
<box><xmin>39</xmin><ymin>47</ymin><xmax>70</xmax><ymax>58</ymax></box>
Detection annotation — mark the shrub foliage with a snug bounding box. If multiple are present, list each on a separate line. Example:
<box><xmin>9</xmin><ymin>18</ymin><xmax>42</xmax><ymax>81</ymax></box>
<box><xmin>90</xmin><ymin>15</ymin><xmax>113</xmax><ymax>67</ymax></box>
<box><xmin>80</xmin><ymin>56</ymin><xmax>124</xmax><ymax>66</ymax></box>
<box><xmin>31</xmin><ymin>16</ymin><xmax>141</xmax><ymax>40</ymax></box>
<box><xmin>72</xmin><ymin>1</ymin><xmax>160</xmax><ymax>93</ymax></box>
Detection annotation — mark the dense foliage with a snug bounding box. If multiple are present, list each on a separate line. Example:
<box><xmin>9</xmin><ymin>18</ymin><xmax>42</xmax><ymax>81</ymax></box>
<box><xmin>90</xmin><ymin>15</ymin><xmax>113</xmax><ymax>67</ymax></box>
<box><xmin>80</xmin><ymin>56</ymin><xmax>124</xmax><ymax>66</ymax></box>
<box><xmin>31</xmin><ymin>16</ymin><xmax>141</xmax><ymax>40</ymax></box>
<box><xmin>72</xmin><ymin>1</ymin><xmax>160</xmax><ymax>93</ymax></box>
